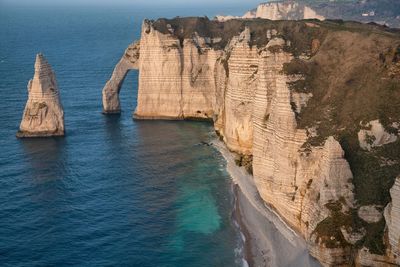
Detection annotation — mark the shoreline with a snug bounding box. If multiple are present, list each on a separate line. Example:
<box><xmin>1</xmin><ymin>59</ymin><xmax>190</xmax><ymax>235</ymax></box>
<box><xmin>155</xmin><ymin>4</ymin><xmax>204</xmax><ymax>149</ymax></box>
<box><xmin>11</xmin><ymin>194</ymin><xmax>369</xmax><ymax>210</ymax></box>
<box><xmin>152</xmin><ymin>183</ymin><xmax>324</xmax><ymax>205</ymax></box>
<box><xmin>212</xmin><ymin>139</ymin><xmax>322</xmax><ymax>267</ymax></box>
<box><xmin>232</xmin><ymin>184</ymin><xmax>253</xmax><ymax>267</ymax></box>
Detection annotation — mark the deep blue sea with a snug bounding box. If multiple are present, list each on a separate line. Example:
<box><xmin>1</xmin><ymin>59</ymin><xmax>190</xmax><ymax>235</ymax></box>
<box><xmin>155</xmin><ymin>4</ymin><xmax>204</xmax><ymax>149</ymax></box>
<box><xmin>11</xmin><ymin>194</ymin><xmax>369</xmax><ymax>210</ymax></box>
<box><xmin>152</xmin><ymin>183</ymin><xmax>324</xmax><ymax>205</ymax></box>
<box><xmin>0</xmin><ymin>4</ymin><xmax>251</xmax><ymax>266</ymax></box>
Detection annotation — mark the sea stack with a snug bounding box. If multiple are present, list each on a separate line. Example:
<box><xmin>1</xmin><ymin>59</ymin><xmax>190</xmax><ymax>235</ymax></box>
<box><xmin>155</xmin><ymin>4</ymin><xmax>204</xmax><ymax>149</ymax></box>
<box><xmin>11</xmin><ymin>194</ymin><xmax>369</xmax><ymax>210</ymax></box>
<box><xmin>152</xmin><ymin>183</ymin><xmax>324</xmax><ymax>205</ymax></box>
<box><xmin>16</xmin><ymin>54</ymin><xmax>64</xmax><ymax>138</ymax></box>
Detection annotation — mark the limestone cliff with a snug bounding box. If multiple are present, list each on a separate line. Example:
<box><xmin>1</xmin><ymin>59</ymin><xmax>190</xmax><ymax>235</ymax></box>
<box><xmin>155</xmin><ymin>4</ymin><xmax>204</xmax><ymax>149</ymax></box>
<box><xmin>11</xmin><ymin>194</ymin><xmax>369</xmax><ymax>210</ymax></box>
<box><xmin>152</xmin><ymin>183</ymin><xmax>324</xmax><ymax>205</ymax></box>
<box><xmin>102</xmin><ymin>41</ymin><xmax>140</xmax><ymax>113</ymax></box>
<box><xmin>133</xmin><ymin>19</ymin><xmax>221</xmax><ymax>120</ymax></box>
<box><xmin>216</xmin><ymin>1</ymin><xmax>325</xmax><ymax>22</ymax></box>
<box><xmin>103</xmin><ymin>18</ymin><xmax>400</xmax><ymax>266</ymax></box>
<box><xmin>17</xmin><ymin>54</ymin><xmax>64</xmax><ymax>137</ymax></box>
<box><xmin>216</xmin><ymin>0</ymin><xmax>400</xmax><ymax>28</ymax></box>
<box><xmin>384</xmin><ymin>176</ymin><xmax>400</xmax><ymax>265</ymax></box>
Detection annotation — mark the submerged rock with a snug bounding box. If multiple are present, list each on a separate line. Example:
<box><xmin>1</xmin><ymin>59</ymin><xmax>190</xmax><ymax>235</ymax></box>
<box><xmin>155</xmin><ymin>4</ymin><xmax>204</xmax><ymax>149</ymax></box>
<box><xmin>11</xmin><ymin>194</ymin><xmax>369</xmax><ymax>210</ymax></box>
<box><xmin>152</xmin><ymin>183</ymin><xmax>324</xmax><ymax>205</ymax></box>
<box><xmin>17</xmin><ymin>54</ymin><xmax>64</xmax><ymax>138</ymax></box>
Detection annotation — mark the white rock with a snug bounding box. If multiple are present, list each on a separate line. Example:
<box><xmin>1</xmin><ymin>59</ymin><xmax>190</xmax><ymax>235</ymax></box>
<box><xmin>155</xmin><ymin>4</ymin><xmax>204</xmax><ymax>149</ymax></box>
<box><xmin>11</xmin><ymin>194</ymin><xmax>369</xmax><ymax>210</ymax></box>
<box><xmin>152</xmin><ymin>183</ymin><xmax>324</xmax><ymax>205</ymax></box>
<box><xmin>384</xmin><ymin>176</ymin><xmax>400</xmax><ymax>264</ymax></box>
<box><xmin>133</xmin><ymin>20</ymin><xmax>221</xmax><ymax>120</ymax></box>
<box><xmin>17</xmin><ymin>54</ymin><xmax>64</xmax><ymax>137</ymax></box>
<box><xmin>358</xmin><ymin>120</ymin><xmax>398</xmax><ymax>151</ymax></box>
<box><xmin>358</xmin><ymin>205</ymin><xmax>383</xmax><ymax>223</ymax></box>
<box><xmin>340</xmin><ymin>226</ymin><xmax>366</xmax><ymax>245</ymax></box>
<box><xmin>216</xmin><ymin>2</ymin><xmax>325</xmax><ymax>21</ymax></box>
<box><xmin>102</xmin><ymin>41</ymin><xmax>140</xmax><ymax>113</ymax></box>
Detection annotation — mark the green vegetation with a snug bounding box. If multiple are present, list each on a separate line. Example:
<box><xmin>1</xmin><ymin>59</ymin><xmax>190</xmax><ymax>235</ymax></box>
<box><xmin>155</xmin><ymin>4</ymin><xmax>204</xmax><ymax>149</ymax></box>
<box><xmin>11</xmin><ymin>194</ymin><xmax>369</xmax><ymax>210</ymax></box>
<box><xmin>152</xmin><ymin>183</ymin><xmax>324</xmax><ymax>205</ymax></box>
<box><xmin>313</xmin><ymin>201</ymin><xmax>353</xmax><ymax>248</ymax></box>
<box><xmin>281</xmin><ymin>21</ymin><xmax>400</xmax><ymax>254</ymax></box>
<box><xmin>151</xmin><ymin>16</ymin><xmax>400</xmax><ymax>255</ymax></box>
<box><xmin>299</xmin><ymin>0</ymin><xmax>400</xmax><ymax>28</ymax></box>
<box><xmin>234</xmin><ymin>154</ymin><xmax>253</xmax><ymax>175</ymax></box>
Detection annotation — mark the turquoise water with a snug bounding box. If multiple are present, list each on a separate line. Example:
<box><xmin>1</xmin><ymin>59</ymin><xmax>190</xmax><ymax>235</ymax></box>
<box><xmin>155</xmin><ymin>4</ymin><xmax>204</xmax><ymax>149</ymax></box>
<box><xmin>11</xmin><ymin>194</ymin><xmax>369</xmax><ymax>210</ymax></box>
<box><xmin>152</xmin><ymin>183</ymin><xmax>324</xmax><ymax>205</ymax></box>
<box><xmin>0</xmin><ymin>4</ymin><xmax>246</xmax><ymax>266</ymax></box>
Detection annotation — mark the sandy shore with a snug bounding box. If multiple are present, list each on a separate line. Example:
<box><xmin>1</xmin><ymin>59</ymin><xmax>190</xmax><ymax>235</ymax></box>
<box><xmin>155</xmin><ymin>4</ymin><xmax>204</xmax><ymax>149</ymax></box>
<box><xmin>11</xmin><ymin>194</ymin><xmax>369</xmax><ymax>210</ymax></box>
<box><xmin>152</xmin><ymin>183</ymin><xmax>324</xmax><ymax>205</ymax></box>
<box><xmin>212</xmin><ymin>140</ymin><xmax>322</xmax><ymax>267</ymax></box>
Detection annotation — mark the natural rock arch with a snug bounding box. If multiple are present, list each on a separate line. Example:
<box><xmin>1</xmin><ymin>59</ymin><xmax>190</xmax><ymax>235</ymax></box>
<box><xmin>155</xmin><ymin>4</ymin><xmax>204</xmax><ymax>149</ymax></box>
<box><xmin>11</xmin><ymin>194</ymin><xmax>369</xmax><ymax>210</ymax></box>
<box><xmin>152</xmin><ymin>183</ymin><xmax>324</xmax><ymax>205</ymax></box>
<box><xmin>102</xmin><ymin>41</ymin><xmax>140</xmax><ymax>113</ymax></box>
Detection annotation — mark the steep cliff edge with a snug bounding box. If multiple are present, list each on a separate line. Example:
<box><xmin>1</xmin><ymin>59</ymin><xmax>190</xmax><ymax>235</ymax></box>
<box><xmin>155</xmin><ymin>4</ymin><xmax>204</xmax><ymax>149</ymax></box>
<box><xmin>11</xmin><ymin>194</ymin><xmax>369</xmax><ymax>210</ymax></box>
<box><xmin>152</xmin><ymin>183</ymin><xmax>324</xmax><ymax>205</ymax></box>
<box><xmin>216</xmin><ymin>1</ymin><xmax>325</xmax><ymax>22</ymax></box>
<box><xmin>17</xmin><ymin>54</ymin><xmax>64</xmax><ymax>137</ymax></box>
<box><xmin>103</xmin><ymin>18</ymin><xmax>400</xmax><ymax>266</ymax></box>
<box><xmin>216</xmin><ymin>0</ymin><xmax>400</xmax><ymax>28</ymax></box>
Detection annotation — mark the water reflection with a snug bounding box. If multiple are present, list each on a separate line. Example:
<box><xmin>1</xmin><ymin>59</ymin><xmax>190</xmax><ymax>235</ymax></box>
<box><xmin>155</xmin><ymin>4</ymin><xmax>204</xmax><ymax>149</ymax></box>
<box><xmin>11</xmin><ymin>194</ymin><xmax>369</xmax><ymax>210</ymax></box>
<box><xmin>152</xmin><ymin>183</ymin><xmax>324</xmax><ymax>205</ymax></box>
<box><xmin>19</xmin><ymin>137</ymin><xmax>68</xmax><ymax>182</ymax></box>
<box><xmin>18</xmin><ymin>137</ymin><xmax>69</xmax><ymax>206</ymax></box>
<box><xmin>102</xmin><ymin>113</ymin><xmax>122</xmax><ymax>140</ymax></box>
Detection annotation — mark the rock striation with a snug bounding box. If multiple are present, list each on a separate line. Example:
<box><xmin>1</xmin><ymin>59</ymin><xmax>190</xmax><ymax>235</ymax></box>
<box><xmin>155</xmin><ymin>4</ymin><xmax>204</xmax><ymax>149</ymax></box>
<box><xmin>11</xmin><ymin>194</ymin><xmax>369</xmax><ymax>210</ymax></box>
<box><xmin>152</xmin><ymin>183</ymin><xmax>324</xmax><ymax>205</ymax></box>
<box><xmin>216</xmin><ymin>0</ymin><xmax>400</xmax><ymax>28</ymax></box>
<box><xmin>384</xmin><ymin>176</ymin><xmax>400</xmax><ymax>265</ymax></box>
<box><xmin>17</xmin><ymin>54</ymin><xmax>64</xmax><ymax>138</ymax></box>
<box><xmin>103</xmin><ymin>17</ymin><xmax>400</xmax><ymax>266</ymax></box>
<box><xmin>102</xmin><ymin>41</ymin><xmax>140</xmax><ymax>113</ymax></box>
<box><xmin>133</xmin><ymin>20</ymin><xmax>220</xmax><ymax>120</ymax></box>
<box><xmin>216</xmin><ymin>1</ymin><xmax>325</xmax><ymax>22</ymax></box>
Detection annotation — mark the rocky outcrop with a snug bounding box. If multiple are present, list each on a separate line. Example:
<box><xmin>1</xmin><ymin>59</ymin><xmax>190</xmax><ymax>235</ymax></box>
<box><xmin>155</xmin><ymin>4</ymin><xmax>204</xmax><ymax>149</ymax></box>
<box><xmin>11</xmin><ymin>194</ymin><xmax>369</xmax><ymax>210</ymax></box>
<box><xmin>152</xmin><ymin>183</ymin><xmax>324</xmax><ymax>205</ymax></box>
<box><xmin>216</xmin><ymin>1</ymin><xmax>400</xmax><ymax>28</ymax></box>
<box><xmin>17</xmin><ymin>54</ymin><xmax>64</xmax><ymax>137</ymax></box>
<box><xmin>103</xmin><ymin>17</ymin><xmax>400</xmax><ymax>266</ymax></box>
<box><xmin>358</xmin><ymin>120</ymin><xmax>398</xmax><ymax>151</ymax></box>
<box><xmin>102</xmin><ymin>41</ymin><xmax>140</xmax><ymax>113</ymax></box>
<box><xmin>384</xmin><ymin>176</ymin><xmax>400</xmax><ymax>265</ymax></box>
<box><xmin>216</xmin><ymin>1</ymin><xmax>324</xmax><ymax>22</ymax></box>
<box><xmin>357</xmin><ymin>205</ymin><xmax>383</xmax><ymax>224</ymax></box>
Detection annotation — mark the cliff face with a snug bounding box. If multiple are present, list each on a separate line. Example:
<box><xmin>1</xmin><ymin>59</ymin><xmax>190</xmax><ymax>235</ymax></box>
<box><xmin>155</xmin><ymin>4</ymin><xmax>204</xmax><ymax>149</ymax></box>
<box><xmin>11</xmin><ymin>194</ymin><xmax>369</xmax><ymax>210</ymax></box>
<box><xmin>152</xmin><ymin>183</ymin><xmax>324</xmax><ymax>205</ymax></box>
<box><xmin>17</xmin><ymin>54</ymin><xmax>64</xmax><ymax>137</ymax></box>
<box><xmin>216</xmin><ymin>2</ymin><xmax>324</xmax><ymax>22</ymax></box>
<box><xmin>103</xmin><ymin>18</ymin><xmax>400</xmax><ymax>266</ymax></box>
<box><xmin>384</xmin><ymin>176</ymin><xmax>400</xmax><ymax>265</ymax></box>
<box><xmin>247</xmin><ymin>2</ymin><xmax>324</xmax><ymax>21</ymax></box>
<box><xmin>216</xmin><ymin>0</ymin><xmax>400</xmax><ymax>28</ymax></box>
<box><xmin>133</xmin><ymin>20</ymin><xmax>221</xmax><ymax>120</ymax></box>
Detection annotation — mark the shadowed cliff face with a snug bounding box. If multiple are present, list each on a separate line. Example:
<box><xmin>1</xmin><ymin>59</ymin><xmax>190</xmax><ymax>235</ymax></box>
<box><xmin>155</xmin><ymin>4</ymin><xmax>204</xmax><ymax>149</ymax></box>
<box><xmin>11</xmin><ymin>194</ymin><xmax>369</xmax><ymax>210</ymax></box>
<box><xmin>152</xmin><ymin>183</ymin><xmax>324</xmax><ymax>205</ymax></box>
<box><xmin>103</xmin><ymin>17</ymin><xmax>400</xmax><ymax>266</ymax></box>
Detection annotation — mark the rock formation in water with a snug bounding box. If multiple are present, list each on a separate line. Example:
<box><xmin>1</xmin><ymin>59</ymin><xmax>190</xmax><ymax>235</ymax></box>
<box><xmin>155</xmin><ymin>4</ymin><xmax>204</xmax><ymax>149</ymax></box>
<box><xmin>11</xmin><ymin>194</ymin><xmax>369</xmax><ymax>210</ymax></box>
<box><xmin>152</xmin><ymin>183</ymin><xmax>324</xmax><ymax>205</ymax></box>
<box><xmin>102</xmin><ymin>41</ymin><xmax>140</xmax><ymax>113</ymax></box>
<box><xmin>17</xmin><ymin>54</ymin><xmax>64</xmax><ymax>137</ymax></box>
<box><xmin>103</xmin><ymin>17</ymin><xmax>400</xmax><ymax>266</ymax></box>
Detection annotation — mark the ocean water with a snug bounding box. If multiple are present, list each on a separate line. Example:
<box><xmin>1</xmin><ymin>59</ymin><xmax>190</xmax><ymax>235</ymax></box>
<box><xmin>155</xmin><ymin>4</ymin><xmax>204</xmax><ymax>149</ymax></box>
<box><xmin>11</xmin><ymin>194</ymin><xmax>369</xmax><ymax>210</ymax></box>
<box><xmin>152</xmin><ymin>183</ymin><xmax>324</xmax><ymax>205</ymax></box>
<box><xmin>0</xmin><ymin>4</ymin><xmax>248</xmax><ymax>266</ymax></box>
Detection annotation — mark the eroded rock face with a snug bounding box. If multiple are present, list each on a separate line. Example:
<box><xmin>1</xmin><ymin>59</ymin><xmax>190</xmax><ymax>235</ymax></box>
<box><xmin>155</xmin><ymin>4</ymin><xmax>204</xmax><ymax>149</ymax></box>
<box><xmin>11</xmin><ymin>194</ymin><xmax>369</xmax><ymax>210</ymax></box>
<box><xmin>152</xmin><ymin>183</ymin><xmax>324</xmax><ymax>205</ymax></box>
<box><xmin>250</xmin><ymin>39</ymin><xmax>355</xmax><ymax>265</ymax></box>
<box><xmin>103</xmin><ymin>17</ymin><xmax>400</xmax><ymax>266</ymax></box>
<box><xmin>133</xmin><ymin>20</ymin><xmax>221</xmax><ymax>119</ymax></box>
<box><xmin>217</xmin><ymin>2</ymin><xmax>325</xmax><ymax>22</ymax></box>
<box><xmin>358</xmin><ymin>205</ymin><xmax>383</xmax><ymax>223</ymax></box>
<box><xmin>358</xmin><ymin>120</ymin><xmax>398</xmax><ymax>151</ymax></box>
<box><xmin>102</xmin><ymin>41</ymin><xmax>140</xmax><ymax>113</ymax></box>
<box><xmin>221</xmin><ymin>27</ymin><xmax>258</xmax><ymax>154</ymax></box>
<box><xmin>384</xmin><ymin>176</ymin><xmax>400</xmax><ymax>265</ymax></box>
<box><xmin>17</xmin><ymin>54</ymin><xmax>64</xmax><ymax>137</ymax></box>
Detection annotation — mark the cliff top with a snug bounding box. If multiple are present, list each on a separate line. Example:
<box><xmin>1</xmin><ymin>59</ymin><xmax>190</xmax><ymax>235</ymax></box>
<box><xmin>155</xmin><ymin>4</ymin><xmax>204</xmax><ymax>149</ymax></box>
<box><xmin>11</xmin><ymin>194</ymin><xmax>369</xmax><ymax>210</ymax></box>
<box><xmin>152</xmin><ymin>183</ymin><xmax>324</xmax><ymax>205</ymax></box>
<box><xmin>151</xmin><ymin>16</ymin><xmax>400</xmax><ymax>52</ymax></box>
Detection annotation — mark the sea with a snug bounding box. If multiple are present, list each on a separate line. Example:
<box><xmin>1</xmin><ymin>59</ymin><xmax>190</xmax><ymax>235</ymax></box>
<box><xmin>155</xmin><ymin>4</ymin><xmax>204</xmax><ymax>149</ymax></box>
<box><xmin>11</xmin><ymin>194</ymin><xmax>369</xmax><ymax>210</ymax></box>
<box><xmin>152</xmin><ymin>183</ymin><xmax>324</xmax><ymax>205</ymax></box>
<box><xmin>0</xmin><ymin>3</ymin><xmax>253</xmax><ymax>266</ymax></box>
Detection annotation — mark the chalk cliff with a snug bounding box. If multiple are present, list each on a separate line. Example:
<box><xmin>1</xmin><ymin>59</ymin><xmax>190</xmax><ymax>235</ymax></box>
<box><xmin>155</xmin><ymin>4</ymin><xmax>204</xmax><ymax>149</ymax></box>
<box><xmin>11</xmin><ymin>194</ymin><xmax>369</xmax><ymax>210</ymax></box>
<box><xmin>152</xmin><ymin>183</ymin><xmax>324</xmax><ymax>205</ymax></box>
<box><xmin>133</xmin><ymin>20</ymin><xmax>221</xmax><ymax>119</ymax></box>
<box><xmin>216</xmin><ymin>0</ymin><xmax>400</xmax><ymax>28</ymax></box>
<box><xmin>216</xmin><ymin>1</ymin><xmax>325</xmax><ymax>22</ymax></box>
<box><xmin>384</xmin><ymin>176</ymin><xmax>400</xmax><ymax>265</ymax></box>
<box><xmin>17</xmin><ymin>54</ymin><xmax>64</xmax><ymax>137</ymax></box>
<box><xmin>102</xmin><ymin>41</ymin><xmax>140</xmax><ymax>113</ymax></box>
<box><xmin>103</xmin><ymin>17</ymin><xmax>400</xmax><ymax>266</ymax></box>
